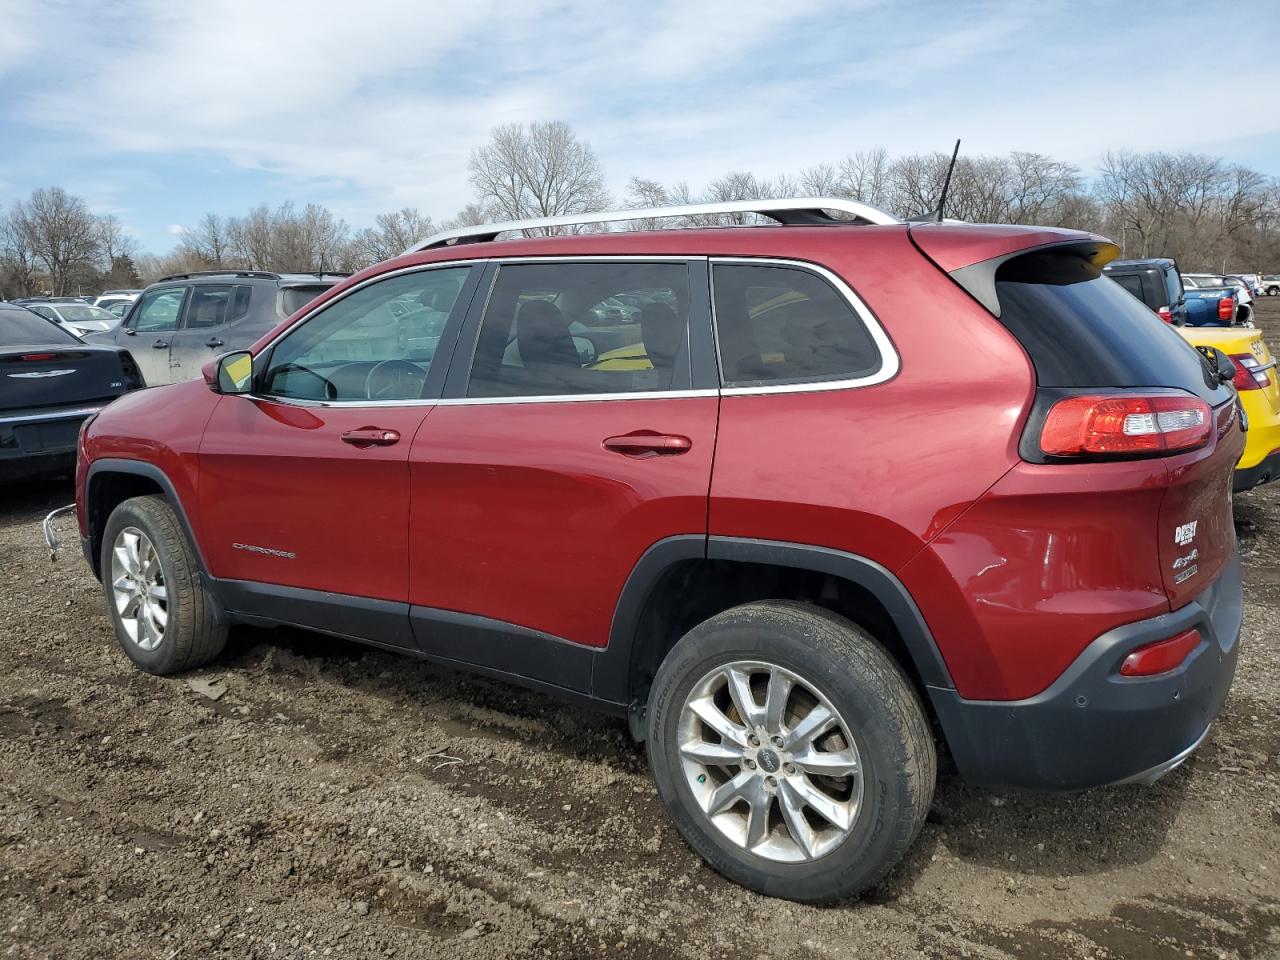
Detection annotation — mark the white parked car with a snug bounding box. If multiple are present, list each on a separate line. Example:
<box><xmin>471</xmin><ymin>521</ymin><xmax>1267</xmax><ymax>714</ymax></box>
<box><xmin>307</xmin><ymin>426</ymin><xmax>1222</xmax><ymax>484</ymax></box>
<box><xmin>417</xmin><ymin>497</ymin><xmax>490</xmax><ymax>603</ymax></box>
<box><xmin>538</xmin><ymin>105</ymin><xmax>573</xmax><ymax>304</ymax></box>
<box><xmin>26</xmin><ymin>301</ymin><xmax>123</xmax><ymax>336</ymax></box>
<box><xmin>94</xmin><ymin>290</ymin><xmax>141</xmax><ymax>312</ymax></box>
<box><xmin>1260</xmin><ymin>275</ymin><xmax>1280</xmax><ymax>297</ymax></box>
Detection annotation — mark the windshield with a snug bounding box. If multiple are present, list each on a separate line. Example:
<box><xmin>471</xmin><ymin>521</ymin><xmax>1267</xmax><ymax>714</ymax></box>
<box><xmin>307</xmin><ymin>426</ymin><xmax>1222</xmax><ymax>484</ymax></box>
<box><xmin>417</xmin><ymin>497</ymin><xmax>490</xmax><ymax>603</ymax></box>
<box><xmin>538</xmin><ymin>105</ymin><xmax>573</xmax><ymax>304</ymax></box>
<box><xmin>54</xmin><ymin>304</ymin><xmax>115</xmax><ymax>322</ymax></box>
<box><xmin>0</xmin><ymin>307</ymin><xmax>81</xmax><ymax>346</ymax></box>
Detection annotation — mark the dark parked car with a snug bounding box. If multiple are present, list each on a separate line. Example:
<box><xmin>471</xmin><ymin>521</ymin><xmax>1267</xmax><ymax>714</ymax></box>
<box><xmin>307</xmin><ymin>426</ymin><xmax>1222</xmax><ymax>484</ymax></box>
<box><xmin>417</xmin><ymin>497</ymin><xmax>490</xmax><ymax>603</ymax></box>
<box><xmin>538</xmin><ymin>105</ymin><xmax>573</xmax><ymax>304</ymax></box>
<box><xmin>1103</xmin><ymin>257</ymin><xmax>1188</xmax><ymax>324</ymax></box>
<box><xmin>87</xmin><ymin>271</ymin><xmax>345</xmax><ymax>386</ymax></box>
<box><xmin>67</xmin><ymin>199</ymin><xmax>1242</xmax><ymax>903</ymax></box>
<box><xmin>1103</xmin><ymin>258</ymin><xmax>1244</xmax><ymax>326</ymax></box>
<box><xmin>0</xmin><ymin>303</ymin><xmax>142</xmax><ymax>481</ymax></box>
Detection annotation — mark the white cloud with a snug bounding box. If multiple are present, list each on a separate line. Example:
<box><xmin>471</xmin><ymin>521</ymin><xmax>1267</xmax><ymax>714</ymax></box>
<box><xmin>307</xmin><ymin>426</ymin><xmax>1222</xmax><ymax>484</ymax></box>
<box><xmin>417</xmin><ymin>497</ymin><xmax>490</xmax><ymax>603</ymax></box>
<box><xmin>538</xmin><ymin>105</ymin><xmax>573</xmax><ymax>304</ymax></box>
<box><xmin>167</xmin><ymin>223</ymin><xmax>185</xmax><ymax>235</ymax></box>
<box><xmin>2</xmin><ymin>0</ymin><xmax>1277</xmax><ymax>236</ymax></box>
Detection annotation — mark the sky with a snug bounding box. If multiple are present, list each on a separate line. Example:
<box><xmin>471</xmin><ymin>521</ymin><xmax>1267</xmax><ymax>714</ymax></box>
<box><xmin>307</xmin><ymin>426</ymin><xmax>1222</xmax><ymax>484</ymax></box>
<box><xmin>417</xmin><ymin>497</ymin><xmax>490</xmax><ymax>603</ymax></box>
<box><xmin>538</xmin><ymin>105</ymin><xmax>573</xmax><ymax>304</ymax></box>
<box><xmin>1</xmin><ymin>0</ymin><xmax>1277</xmax><ymax>253</ymax></box>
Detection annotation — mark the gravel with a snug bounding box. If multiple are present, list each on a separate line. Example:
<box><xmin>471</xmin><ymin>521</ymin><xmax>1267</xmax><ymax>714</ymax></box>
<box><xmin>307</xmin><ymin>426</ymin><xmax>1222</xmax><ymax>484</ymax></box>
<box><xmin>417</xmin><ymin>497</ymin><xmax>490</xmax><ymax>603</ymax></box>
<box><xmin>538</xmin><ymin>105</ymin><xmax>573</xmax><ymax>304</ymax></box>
<box><xmin>1</xmin><ymin>301</ymin><xmax>1279</xmax><ymax>958</ymax></box>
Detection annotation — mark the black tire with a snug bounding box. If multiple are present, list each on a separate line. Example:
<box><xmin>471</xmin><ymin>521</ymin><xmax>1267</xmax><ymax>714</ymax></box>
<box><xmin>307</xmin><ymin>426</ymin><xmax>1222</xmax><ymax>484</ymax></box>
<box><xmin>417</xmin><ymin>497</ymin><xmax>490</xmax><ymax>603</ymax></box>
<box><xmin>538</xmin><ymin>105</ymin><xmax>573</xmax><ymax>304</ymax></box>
<box><xmin>100</xmin><ymin>495</ymin><xmax>227</xmax><ymax>675</ymax></box>
<box><xmin>646</xmin><ymin>601</ymin><xmax>935</xmax><ymax>904</ymax></box>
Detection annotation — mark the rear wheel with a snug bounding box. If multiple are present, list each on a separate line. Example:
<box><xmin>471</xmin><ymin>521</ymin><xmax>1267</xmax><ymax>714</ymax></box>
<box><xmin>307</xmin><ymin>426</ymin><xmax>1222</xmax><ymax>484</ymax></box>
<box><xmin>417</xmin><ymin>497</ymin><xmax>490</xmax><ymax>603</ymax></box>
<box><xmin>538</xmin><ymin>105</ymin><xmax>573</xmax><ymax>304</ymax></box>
<box><xmin>101</xmin><ymin>495</ymin><xmax>226</xmax><ymax>675</ymax></box>
<box><xmin>646</xmin><ymin>601</ymin><xmax>935</xmax><ymax>903</ymax></box>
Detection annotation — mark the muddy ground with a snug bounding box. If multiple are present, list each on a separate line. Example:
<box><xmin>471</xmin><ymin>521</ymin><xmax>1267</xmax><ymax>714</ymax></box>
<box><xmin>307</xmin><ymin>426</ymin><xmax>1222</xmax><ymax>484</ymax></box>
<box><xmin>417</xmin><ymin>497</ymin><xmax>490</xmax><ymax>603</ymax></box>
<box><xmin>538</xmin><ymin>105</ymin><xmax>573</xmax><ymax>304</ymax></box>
<box><xmin>2</xmin><ymin>303</ymin><xmax>1280</xmax><ymax>960</ymax></box>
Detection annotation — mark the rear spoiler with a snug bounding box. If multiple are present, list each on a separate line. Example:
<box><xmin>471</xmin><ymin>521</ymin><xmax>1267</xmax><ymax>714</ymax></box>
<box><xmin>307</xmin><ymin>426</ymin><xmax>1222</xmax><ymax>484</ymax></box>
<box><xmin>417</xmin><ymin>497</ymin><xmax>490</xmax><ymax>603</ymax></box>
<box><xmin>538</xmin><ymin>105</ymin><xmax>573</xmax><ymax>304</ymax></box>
<box><xmin>908</xmin><ymin>223</ymin><xmax>1120</xmax><ymax>317</ymax></box>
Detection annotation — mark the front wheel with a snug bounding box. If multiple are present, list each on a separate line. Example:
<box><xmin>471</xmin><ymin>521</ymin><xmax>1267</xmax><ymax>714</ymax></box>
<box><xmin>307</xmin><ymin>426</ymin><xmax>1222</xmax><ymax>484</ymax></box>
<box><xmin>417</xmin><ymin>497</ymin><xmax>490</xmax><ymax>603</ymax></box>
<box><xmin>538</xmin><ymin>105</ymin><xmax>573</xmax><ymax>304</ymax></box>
<box><xmin>646</xmin><ymin>601</ymin><xmax>936</xmax><ymax>903</ymax></box>
<box><xmin>101</xmin><ymin>495</ymin><xmax>227</xmax><ymax>675</ymax></box>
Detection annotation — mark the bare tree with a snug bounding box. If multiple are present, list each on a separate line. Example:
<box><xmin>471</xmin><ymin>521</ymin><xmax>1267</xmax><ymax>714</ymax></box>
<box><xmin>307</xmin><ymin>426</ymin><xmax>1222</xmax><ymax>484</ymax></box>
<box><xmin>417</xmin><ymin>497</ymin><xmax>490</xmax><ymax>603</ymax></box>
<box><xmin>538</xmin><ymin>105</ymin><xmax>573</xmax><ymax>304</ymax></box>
<box><xmin>468</xmin><ymin>121</ymin><xmax>610</xmax><ymax>233</ymax></box>
<box><xmin>14</xmin><ymin>187</ymin><xmax>102</xmax><ymax>294</ymax></box>
<box><xmin>180</xmin><ymin>213</ymin><xmax>234</xmax><ymax>268</ymax></box>
<box><xmin>0</xmin><ymin>207</ymin><xmax>41</xmax><ymax>298</ymax></box>
<box><xmin>349</xmin><ymin>207</ymin><xmax>434</xmax><ymax>265</ymax></box>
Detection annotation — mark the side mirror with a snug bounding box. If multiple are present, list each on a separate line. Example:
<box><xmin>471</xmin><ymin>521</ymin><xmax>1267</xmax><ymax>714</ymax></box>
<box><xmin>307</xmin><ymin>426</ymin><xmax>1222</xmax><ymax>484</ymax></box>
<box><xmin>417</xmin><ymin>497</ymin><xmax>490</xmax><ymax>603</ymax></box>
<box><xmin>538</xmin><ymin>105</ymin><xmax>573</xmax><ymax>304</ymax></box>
<box><xmin>203</xmin><ymin>351</ymin><xmax>254</xmax><ymax>394</ymax></box>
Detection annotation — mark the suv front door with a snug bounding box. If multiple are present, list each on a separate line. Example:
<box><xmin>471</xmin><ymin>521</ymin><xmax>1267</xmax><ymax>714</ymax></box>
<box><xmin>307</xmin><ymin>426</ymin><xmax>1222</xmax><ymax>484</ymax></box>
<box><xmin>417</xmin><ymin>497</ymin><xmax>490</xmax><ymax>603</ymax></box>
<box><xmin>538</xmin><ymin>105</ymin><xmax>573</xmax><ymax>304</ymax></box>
<box><xmin>117</xmin><ymin>285</ymin><xmax>187</xmax><ymax>386</ymax></box>
<box><xmin>195</xmin><ymin>265</ymin><xmax>481</xmax><ymax>648</ymax></box>
<box><xmin>406</xmin><ymin>259</ymin><xmax>719</xmax><ymax>692</ymax></box>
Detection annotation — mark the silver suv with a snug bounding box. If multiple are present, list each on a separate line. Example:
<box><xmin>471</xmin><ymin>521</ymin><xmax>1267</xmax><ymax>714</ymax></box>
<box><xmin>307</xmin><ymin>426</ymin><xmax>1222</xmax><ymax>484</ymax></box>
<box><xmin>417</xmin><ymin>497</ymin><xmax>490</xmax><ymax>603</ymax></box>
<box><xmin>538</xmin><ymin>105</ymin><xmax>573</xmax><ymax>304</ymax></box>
<box><xmin>88</xmin><ymin>271</ymin><xmax>345</xmax><ymax>386</ymax></box>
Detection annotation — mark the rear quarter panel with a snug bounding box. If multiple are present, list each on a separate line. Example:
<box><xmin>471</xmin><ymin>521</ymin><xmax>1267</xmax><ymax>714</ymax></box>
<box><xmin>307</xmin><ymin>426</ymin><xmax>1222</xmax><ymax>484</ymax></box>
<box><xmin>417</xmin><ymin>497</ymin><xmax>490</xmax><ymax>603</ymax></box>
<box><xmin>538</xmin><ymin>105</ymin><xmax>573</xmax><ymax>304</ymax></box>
<box><xmin>708</xmin><ymin>231</ymin><xmax>1033</xmax><ymax>578</ymax></box>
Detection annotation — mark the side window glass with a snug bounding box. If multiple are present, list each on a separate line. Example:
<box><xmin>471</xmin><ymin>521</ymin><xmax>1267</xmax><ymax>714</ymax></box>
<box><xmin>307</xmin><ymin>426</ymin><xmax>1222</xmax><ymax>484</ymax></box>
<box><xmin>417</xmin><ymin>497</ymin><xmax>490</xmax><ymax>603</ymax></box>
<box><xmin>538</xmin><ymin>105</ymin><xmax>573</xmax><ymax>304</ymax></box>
<box><xmin>466</xmin><ymin>262</ymin><xmax>690</xmax><ymax>398</ymax></box>
<box><xmin>131</xmin><ymin>288</ymin><xmax>186</xmax><ymax>333</ymax></box>
<box><xmin>228</xmin><ymin>285</ymin><xmax>253</xmax><ymax>323</ymax></box>
<box><xmin>183</xmin><ymin>285</ymin><xmax>234</xmax><ymax>329</ymax></box>
<box><xmin>711</xmin><ymin>263</ymin><xmax>881</xmax><ymax>387</ymax></box>
<box><xmin>262</xmin><ymin>267</ymin><xmax>471</xmax><ymax>402</ymax></box>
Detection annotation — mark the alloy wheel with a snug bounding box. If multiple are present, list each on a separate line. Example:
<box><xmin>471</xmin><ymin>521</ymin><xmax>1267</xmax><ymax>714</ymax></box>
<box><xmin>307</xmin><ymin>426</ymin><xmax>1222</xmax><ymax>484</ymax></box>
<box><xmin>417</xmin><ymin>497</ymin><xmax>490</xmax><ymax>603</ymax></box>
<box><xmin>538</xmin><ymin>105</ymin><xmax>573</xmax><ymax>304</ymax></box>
<box><xmin>109</xmin><ymin>527</ymin><xmax>168</xmax><ymax>652</ymax></box>
<box><xmin>677</xmin><ymin>660</ymin><xmax>863</xmax><ymax>863</ymax></box>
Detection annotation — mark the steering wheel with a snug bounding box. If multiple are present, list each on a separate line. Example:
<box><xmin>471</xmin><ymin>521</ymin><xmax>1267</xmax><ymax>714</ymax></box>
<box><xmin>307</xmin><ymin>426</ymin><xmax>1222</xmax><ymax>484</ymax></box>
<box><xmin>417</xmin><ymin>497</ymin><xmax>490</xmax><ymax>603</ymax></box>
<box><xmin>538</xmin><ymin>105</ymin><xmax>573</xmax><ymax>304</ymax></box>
<box><xmin>365</xmin><ymin>359</ymin><xmax>427</xmax><ymax>400</ymax></box>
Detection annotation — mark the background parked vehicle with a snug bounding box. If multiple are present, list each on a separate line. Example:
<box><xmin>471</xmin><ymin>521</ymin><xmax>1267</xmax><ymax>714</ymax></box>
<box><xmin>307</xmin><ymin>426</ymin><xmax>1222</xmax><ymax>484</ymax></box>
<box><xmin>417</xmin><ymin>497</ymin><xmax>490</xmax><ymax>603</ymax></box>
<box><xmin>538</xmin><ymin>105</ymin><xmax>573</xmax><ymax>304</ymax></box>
<box><xmin>25</xmin><ymin>301</ymin><xmax>122</xmax><ymax>336</ymax></box>
<box><xmin>1179</xmin><ymin>325</ymin><xmax>1280</xmax><ymax>490</ymax></box>
<box><xmin>1259</xmin><ymin>275</ymin><xmax>1280</xmax><ymax>296</ymax></box>
<box><xmin>1182</xmin><ymin>275</ymin><xmax>1253</xmax><ymax>324</ymax></box>
<box><xmin>0</xmin><ymin>303</ymin><xmax>142</xmax><ymax>481</ymax></box>
<box><xmin>86</xmin><ymin>270</ymin><xmax>345</xmax><ymax>386</ymax></box>
<box><xmin>93</xmin><ymin>290</ymin><xmax>141</xmax><ymax>313</ymax></box>
<box><xmin>72</xmin><ymin>199</ymin><xmax>1245</xmax><ymax>904</ymax></box>
<box><xmin>1102</xmin><ymin>258</ymin><xmax>1188</xmax><ymax>324</ymax></box>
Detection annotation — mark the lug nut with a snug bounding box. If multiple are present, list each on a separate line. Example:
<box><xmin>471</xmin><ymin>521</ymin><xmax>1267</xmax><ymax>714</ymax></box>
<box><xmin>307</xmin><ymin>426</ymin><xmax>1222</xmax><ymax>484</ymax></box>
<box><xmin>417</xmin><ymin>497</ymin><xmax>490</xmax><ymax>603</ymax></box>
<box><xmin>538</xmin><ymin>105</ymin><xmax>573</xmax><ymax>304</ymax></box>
<box><xmin>771</xmin><ymin>736</ymin><xmax>784</xmax><ymax>748</ymax></box>
<box><xmin>784</xmin><ymin>763</ymin><xmax>796</xmax><ymax>775</ymax></box>
<box><xmin>745</xmin><ymin>759</ymin><xmax>757</xmax><ymax>770</ymax></box>
<box><xmin>766</xmin><ymin>776</ymin><xmax>777</xmax><ymax>787</ymax></box>
<box><xmin>748</xmin><ymin>734</ymin><xmax>760</xmax><ymax>747</ymax></box>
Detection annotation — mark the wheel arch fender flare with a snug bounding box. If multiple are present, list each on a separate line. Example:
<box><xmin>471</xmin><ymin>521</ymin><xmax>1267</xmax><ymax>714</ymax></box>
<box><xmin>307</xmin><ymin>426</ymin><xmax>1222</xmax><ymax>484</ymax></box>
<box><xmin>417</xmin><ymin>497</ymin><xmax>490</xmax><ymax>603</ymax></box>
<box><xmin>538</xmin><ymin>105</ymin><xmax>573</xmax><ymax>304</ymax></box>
<box><xmin>85</xmin><ymin>458</ymin><xmax>213</xmax><ymax>585</ymax></box>
<box><xmin>593</xmin><ymin>534</ymin><xmax>956</xmax><ymax>705</ymax></box>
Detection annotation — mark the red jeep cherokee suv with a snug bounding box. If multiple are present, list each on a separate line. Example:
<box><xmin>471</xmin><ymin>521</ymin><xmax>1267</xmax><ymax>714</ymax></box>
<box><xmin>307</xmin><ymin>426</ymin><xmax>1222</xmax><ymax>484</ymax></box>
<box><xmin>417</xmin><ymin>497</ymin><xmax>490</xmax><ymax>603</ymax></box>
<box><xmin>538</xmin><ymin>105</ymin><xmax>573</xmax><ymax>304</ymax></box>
<box><xmin>69</xmin><ymin>199</ymin><xmax>1244</xmax><ymax>903</ymax></box>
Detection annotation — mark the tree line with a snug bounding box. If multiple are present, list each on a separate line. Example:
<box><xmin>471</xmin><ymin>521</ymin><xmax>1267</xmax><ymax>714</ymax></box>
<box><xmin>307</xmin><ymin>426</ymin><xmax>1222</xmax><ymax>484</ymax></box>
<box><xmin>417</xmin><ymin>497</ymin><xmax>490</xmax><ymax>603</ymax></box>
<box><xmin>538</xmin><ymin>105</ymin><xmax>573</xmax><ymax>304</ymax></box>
<box><xmin>3</xmin><ymin>120</ymin><xmax>1277</xmax><ymax>297</ymax></box>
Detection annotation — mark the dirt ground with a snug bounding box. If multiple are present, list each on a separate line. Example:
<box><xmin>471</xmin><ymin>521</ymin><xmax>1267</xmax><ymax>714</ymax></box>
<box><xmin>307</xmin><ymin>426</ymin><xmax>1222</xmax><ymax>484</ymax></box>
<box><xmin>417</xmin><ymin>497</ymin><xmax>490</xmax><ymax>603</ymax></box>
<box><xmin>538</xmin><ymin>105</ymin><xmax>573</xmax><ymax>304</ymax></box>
<box><xmin>2</xmin><ymin>305</ymin><xmax>1280</xmax><ymax>960</ymax></box>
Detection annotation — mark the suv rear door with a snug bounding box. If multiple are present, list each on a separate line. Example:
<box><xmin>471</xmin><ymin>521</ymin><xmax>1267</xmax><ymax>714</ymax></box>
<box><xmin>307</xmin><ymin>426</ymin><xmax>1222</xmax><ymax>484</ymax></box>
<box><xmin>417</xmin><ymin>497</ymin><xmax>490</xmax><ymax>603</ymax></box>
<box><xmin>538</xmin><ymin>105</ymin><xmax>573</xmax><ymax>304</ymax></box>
<box><xmin>167</xmin><ymin>283</ymin><xmax>253</xmax><ymax>382</ymax></box>
<box><xmin>406</xmin><ymin>259</ymin><xmax>718</xmax><ymax>690</ymax></box>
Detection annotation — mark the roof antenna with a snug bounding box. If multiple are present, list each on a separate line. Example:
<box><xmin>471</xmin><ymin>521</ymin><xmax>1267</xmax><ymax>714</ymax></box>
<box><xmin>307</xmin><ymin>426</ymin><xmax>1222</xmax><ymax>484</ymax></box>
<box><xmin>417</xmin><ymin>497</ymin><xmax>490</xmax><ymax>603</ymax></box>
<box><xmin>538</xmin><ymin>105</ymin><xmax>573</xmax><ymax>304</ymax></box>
<box><xmin>936</xmin><ymin>139</ymin><xmax>961</xmax><ymax>222</ymax></box>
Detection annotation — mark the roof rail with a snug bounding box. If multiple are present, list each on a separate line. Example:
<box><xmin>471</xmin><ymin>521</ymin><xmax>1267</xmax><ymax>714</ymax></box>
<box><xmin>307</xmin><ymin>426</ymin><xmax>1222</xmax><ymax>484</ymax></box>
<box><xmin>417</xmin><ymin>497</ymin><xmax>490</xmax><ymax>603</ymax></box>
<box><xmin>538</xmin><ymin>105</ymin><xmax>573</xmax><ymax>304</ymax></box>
<box><xmin>404</xmin><ymin>197</ymin><xmax>899</xmax><ymax>254</ymax></box>
<box><xmin>157</xmin><ymin>270</ymin><xmax>283</xmax><ymax>282</ymax></box>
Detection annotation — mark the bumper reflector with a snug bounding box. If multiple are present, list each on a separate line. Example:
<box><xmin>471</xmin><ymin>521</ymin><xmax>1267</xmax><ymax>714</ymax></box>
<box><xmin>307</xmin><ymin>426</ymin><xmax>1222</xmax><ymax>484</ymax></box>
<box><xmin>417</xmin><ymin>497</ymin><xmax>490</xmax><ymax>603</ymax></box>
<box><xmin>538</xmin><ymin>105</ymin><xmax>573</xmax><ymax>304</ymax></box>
<box><xmin>1119</xmin><ymin>629</ymin><xmax>1202</xmax><ymax>677</ymax></box>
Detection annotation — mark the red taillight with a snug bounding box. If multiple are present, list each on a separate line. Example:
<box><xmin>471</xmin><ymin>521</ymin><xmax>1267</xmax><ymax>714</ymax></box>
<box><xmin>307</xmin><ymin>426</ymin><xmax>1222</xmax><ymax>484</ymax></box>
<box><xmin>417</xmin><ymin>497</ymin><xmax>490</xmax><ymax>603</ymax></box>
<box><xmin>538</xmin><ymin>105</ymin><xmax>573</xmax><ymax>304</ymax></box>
<box><xmin>19</xmin><ymin>353</ymin><xmax>57</xmax><ymax>361</ymax></box>
<box><xmin>1229</xmin><ymin>354</ymin><xmax>1271</xmax><ymax>391</ymax></box>
<box><xmin>1218</xmin><ymin>298</ymin><xmax>1234</xmax><ymax>321</ymax></box>
<box><xmin>1119</xmin><ymin>629</ymin><xmax>1201</xmax><ymax>677</ymax></box>
<box><xmin>1040</xmin><ymin>394</ymin><xmax>1212</xmax><ymax>458</ymax></box>
<box><xmin>1156</xmin><ymin>306</ymin><xmax>1173</xmax><ymax>323</ymax></box>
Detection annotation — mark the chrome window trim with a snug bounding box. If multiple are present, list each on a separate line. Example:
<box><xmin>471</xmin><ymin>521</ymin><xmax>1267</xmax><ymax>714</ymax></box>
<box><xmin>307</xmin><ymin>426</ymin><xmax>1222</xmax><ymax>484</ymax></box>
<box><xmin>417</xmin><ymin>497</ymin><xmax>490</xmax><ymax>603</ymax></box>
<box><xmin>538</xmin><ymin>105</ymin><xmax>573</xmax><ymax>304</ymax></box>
<box><xmin>245</xmin><ymin>255</ymin><xmax>898</xmax><ymax>409</ymax></box>
<box><xmin>709</xmin><ymin>257</ymin><xmax>899</xmax><ymax>397</ymax></box>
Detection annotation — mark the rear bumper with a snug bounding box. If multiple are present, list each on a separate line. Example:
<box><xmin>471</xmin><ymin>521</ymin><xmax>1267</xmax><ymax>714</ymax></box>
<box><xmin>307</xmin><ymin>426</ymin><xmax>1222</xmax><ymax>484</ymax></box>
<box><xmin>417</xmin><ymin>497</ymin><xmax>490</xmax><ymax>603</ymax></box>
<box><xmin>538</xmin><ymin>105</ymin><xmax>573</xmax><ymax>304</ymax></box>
<box><xmin>0</xmin><ymin>404</ymin><xmax>104</xmax><ymax>479</ymax></box>
<box><xmin>1235</xmin><ymin>449</ymin><xmax>1280</xmax><ymax>491</ymax></box>
<box><xmin>929</xmin><ymin>553</ymin><xmax>1242</xmax><ymax>790</ymax></box>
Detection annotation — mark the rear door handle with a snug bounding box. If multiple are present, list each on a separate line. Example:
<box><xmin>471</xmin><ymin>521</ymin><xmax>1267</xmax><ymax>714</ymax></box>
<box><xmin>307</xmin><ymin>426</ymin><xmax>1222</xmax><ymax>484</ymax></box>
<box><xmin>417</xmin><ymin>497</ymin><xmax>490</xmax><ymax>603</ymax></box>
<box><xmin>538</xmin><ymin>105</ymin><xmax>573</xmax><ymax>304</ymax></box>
<box><xmin>151</xmin><ymin>340</ymin><xmax>169</xmax><ymax>348</ymax></box>
<box><xmin>205</xmin><ymin>337</ymin><xmax>224</xmax><ymax>348</ymax></box>
<box><xmin>341</xmin><ymin>426</ymin><xmax>401</xmax><ymax>448</ymax></box>
<box><xmin>603</xmin><ymin>432</ymin><xmax>692</xmax><ymax>457</ymax></box>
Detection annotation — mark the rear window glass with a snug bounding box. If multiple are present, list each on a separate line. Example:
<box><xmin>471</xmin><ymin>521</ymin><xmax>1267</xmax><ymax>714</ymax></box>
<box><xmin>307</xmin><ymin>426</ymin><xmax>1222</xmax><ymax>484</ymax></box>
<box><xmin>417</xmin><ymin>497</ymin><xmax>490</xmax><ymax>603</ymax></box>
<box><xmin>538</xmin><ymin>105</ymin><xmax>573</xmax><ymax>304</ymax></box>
<box><xmin>0</xmin><ymin>307</ymin><xmax>80</xmax><ymax>345</ymax></box>
<box><xmin>996</xmin><ymin>253</ymin><xmax>1227</xmax><ymax>404</ymax></box>
<box><xmin>280</xmin><ymin>285</ymin><xmax>332</xmax><ymax>316</ymax></box>
<box><xmin>1108</xmin><ymin>273</ymin><xmax>1147</xmax><ymax>305</ymax></box>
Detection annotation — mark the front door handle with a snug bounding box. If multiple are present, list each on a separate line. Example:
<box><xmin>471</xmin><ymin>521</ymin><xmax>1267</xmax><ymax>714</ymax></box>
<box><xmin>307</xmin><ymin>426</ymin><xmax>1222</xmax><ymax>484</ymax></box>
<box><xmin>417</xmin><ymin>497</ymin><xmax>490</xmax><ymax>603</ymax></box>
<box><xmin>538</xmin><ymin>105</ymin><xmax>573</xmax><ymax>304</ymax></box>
<box><xmin>151</xmin><ymin>339</ymin><xmax>169</xmax><ymax>348</ymax></box>
<box><xmin>603</xmin><ymin>432</ymin><xmax>692</xmax><ymax>457</ymax></box>
<box><xmin>205</xmin><ymin>337</ymin><xmax>224</xmax><ymax>348</ymax></box>
<box><xmin>341</xmin><ymin>426</ymin><xmax>401</xmax><ymax>448</ymax></box>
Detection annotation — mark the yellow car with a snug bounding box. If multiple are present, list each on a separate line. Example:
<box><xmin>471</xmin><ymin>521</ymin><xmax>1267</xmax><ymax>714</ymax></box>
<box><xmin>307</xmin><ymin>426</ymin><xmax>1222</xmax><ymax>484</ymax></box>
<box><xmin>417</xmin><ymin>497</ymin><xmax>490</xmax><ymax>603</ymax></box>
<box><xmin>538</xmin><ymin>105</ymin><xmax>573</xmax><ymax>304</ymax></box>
<box><xmin>1179</xmin><ymin>325</ymin><xmax>1280</xmax><ymax>490</ymax></box>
